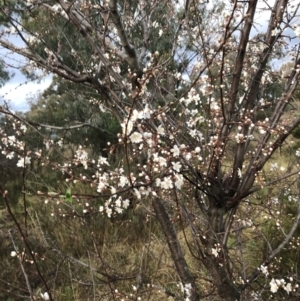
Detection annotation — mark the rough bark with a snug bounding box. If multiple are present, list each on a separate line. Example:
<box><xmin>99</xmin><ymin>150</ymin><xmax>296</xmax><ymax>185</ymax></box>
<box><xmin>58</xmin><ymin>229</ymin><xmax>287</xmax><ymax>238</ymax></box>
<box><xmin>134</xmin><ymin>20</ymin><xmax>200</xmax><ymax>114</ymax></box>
<box><xmin>203</xmin><ymin>203</ymin><xmax>241</xmax><ymax>301</ymax></box>
<box><xmin>152</xmin><ymin>197</ymin><xmax>200</xmax><ymax>301</ymax></box>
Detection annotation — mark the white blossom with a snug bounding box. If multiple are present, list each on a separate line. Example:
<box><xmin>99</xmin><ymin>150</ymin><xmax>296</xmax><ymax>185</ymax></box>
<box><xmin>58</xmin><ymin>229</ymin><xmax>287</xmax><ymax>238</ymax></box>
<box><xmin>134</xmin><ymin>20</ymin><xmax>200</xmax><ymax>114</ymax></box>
<box><xmin>171</xmin><ymin>145</ymin><xmax>180</xmax><ymax>157</ymax></box>
<box><xmin>6</xmin><ymin>152</ymin><xmax>14</xmax><ymax>159</ymax></box>
<box><xmin>270</xmin><ymin>278</ymin><xmax>279</xmax><ymax>293</ymax></box>
<box><xmin>211</xmin><ymin>248</ymin><xmax>219</xmax><ymax>257</ymax></box>
<box><xmin>20</xmin><ymin>124</ymin><xmax>27</xmax><ymax>132</ymax></box>
<box><xmin>76</xmin><ymin>148</ymin><xmax>88</xmax><ymax>169</ymax></box>
<box><xmin>57</xmin><ymin>139</ymin><xmax>63</xmax><ymax>147</ymax></box>
<box><xmin>183</xmin><ymin>283</ymin><xmax>192</xmax><ymax>301</ymax></box>
<box><xmin>152</xmin><ymin>21</ymin><xmax>159</xmax><ymax>28</ymax></box>
<box><xmin>175</xmin><ymin>174</ymin><xmax>184</xmax><ymax>189</ymax></box>
<box><xmin>98</xmin><ymin>156</ymin><xmax>110</xmax><ymax>166</ymax></box>
<box><xmin>260</xmin><ymin>265</ymin><xmax>269</xmax><ymax>277</ymax></box>
<box><xmin>160</xmin><ymin>177</ymin><xmax>173</xmax><ymax>190</ymax></box>
<box><xmin>235</xmin><ymin>133</ymin><xmax>245</xmax><ymax>143</ymax></box>
<box><xmin>172</xmin><ymin>161</ymin><xmax>182</xmax><ymax>172</ymax></box>
<box><xmin>210</xmin><ymin>100</ymin><xmax>220</xmax><ymax>111</ymax></box>
<box><xmin>284</xmin><ymin>282</ymin><xmax>292</xmax><ymax>294</ymax></box>
<box><xmin>106</xmin><ymin>207</ymin><xmax>112</xmax><ymax>218</ymax></box>
<box><xmin>123</xmin><ymin>199</ymin><xmax>130</xmax><ymax>209</ymax></box>
<box><xmin>157</xmin><ymin>124</ymin><xmax>165</xmax><ymax>136</ymax></box>
<box><xmin>134</xmin><ymin>188</ymin><xmax>141</xmax><ymax>199</ymax></box>
<box><xmin>41</xmin><ymin>292</ymin><xmax>50</xmax><ymax>300</ymax></box>
<box><xmin>122</xmin><ymin>120</ymin><xmax>133</xmax><ymax>135</ymax></box>
<box><xmin>115</xmin><ymin>207</ymin><xmax>123</xmax><ymax>214</ymax></box>
<box><xmin>271</xmin><ymin>28</ymin><xmax>279</xmax><ymax>36</ymax></box>
<box><xmin>153</xmin><ymin>154</ymin><xmax>167</xmax><ymax>167</ymax></box>
<box><xmin>270</xmin><ymin>163</ymin><xmax>278</xmax><ymax>171</ymax></box>
<box><xmin>118</xmin><ymin>176</ymin><xmax>128</xmax><ymax>187</ymax></box>
<box><xmin>294</xmin><ymin>26</ymin><xmax>300</xmax><ymax>37</ymax></box>
<box><xmin>17</xmin><ymin>156</ymin><xmax>31</xmax><ymax>168</ymax></box>
<box><xmin>130</xmin><ymin>132</ymin><xmax>143</xmax><ymax>143</ymax></box>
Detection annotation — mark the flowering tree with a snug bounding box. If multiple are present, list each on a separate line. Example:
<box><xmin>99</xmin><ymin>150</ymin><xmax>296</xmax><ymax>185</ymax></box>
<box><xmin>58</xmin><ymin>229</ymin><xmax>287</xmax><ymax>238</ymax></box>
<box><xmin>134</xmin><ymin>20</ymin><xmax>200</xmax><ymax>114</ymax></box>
<box><xmin>1</xmin><ymin>0</ymin><xmax>300</xmax><ymax>300</ymax></box>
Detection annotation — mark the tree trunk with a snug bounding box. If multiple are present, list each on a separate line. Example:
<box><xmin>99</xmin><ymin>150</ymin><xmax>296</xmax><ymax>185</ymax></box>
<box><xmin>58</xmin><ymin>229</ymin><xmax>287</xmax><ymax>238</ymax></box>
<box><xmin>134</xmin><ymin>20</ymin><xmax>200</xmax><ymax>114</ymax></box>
<box><xmin>152</xmin><ymin>198</ymin><xmax>200</xmax><ymax>301</ymax></box>
<box><xmin>203</xmin><ymin>203</ymin><xmax>241</xmax><ymax>301</ymax></box>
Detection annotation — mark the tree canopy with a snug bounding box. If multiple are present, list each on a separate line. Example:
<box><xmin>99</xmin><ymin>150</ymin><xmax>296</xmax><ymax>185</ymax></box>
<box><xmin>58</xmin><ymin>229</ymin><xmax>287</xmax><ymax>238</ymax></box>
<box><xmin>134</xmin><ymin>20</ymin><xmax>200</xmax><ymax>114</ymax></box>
<box><xmin>1</xmin><ymin>0</ymin><xmax>300</xmax><ymax>300</ymax></box>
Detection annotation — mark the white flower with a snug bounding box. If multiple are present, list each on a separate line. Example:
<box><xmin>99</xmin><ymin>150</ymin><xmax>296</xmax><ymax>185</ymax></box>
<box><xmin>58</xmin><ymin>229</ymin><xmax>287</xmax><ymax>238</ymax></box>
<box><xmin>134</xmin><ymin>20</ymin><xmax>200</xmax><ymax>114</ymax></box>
<box><xmin>183</xmin><ymin>283</ymin><xmax>192</xmax><ymax>300</ymax></box>
<box><xmin>160</xmin><ymin>177</ymin><xmax>173</xmax><ymax>190</ymax></box>
<box><xmin>211</xmin><ymin>248</ymin><xmax>219</xmax><ymax>257</ymax></box>
<box><xmin>152</xmin><ymin>21</ymin><xmax>159</xmax><ymax>28</ymax></box>
<box><xmin>17</xmin><ymin>156</ymin><xmax>31</xmax><ymax>168</ymax></box>
<box><xmin>98</xmin><ymin>156</ymin><xmax>110</xmax><ymax>166</ymax></box>
<box><xmin>115</xmin><ymin>197</ymin><xmax>121</xmax><ymax>208</ymax></box>
<box><xmin>270</xmin><ymin>278</ymin><xmax>279</xmax><ymax>293</ymax></box>
<box><xmin>57</xmin><ymin>140</ymin><xmax>63</xmax><ymax>147</ymax></box>
<box><xmin>294</xmin><ymin>27</ymin><xmax>300</xmax><ymax>37</ymax></box>
<box><xmin>258</xmin><ymin>127</ymin><xmax>266</xmax><ymax>134</ymax></box>
<box><xmin>235</xmin><ymin>133</ymin><xmax>245</xmax><ymax>143</ymax></box>
<box><xmin>118</xmin><ymin>176</ymin><xmax>128</xmax><ymax>187</ymax></box>
<box><xmin>123</xmin><ymin>199</ymin><xmax>130</xmax><ymax>209</ymax></box>
<box><xmin>52</xmin><ymin>4</ymin><xmax>62</xmax><ymax>13</ymax></box>
<box><xmin>110</xmin><ymin>184</ymin><xmax>118</xmax><ymax>196</ymax></box>
<box><xmin>175</xmin><ymin>174</ymin><xmax>184</xmax><ymax>189</ymax></box>
<box><xmin>271</xmin><ymin>28</ymin><xmax>279</xmax><ymax>36</ymax></box>
<box><xmin>41</xmin><ymin>292</ymin><xmax>50</xmax><ymax>300</ymax></box>
<box><xmin>140</xmin><ymin>105</ymin><xmax>151</xmax><ymax>119</ymax></box>
<box><xmin>260</xmin><ymin>265</ymin><xmax>269</xmax><ymax>277</ymax></box>
<box><xmin>270</xmin><ymin>163</ymin><xmax>278</xmax><ymax>171</ymax></box>
<box><xmin>10</xmin><ymin>251</ymin><xmax>17</xmax><ymax>257</ymax></box>
<box><xmin>284</xmin><ymin>283</ymin><xmax>292</xmax><ymax>294</ymax></box>
<box><xmin>172</xmin><ymin>161</ymin><xmax>182</xmax><ymax>172</ymax></box>
<box><xmin>185</xmin><ymin>152</ymin><xmax>192</xmax><ymax>160</ymax></box>
<box><xmin>157</xmin><ymin>125</ymin><xmax>165</xmax><ymax>136</ymax></box>
<box><xmin>175</xmin><ymin>72</ymin><xmax>182</xmax><ymax>79</ymax></box>
<box><xmin>296</xmin><ymin>150</ymin><xmax>300</xmax><ymax>157</ymax></box>
<box><xmin>130</xmin><ymin>132</ymin><xmax>143</xmax><ymax>143</ymax></box>
<box><xmin>106</xmin><ymin>207</ymin><xmax>113</xmax><ymax>218</ymax></box>
<box><xmin>210</xmin><ymin>101</ymin><xmax>220</xmax><ymax>111</ymax></box>
<box><xmin>143</xmin><ymin>132</ymin><xmax>152</xmax><ymax>139</ymax></box>
<box><xmin>153</xmin><ymin>154</ymin><xmax>167</xmax><ymax>167</ymax></box>
<box><xmin>159</xmin><ymin>29</ymin><xmax>163</xmax><ymax>36</ymax></box>
<box><xmin>122</xmin><ymin>120</ymin><xmax>133</xmax><ymax>135</ymax></box>
<box><xmin>134</xmin><ymin>188</ymin><xmax>141</xmax><ymax>200</ymax></box>
<box><xmin>115</xmin><ymin>207</ymin><xmax>123</xmax><ymax>214</ymax></box>
<box><xmin>6</xmin><ymin>152</ymin><xmax>14</xmax><ymax>159</ymax></box>
<box><xmin>171</xmin><ymin>145</ymin><xmax>180</xmax><ymax>157</ymax></box>
<box><xmin>20</xmin><ymin>124</ymin><xmax>27</xmax><ymax>132</ymax></box>
<box><xmin>76</xmin><ymin>149</ymin><xmax>88</xmax><ymax>169</ymax></box>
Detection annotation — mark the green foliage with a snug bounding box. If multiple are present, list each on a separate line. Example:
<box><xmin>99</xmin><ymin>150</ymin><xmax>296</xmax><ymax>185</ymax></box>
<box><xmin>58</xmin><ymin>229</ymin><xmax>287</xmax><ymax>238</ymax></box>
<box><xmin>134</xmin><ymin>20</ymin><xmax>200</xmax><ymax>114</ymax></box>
<box><xmin>0</xmin><ymin>59</ymin><xmax>10</xmax><ymax>87</ymax></box>
<box><xmin>25</xmin><ymin>77</ymin><xmax>120</xmax><ymax>156</ymax></box>
<box><xmin>292</xmin><ymin>127</ymin><xmax>300</xmax><ymax>139</ymax></box>
<box><xmin>65</xmin><ymin>188</ymin><xmax>72</xmax><ymax>203</ymax></box>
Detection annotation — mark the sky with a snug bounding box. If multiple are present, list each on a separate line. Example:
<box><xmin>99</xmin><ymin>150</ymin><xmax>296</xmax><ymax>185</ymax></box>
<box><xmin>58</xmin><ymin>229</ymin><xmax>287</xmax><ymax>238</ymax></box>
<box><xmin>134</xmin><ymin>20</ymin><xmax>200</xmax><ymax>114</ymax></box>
<box><xmin>0</xmin><ymin>71</ymin><xmax>52</xmax><ymax>111</ymax></box>
<box><xmin>0</xmin><ymin>0</ymin><xmax>298</xmax><ymax>111</ymax></box>
<box><xmin>0</xmin><ymin>33</ymin><xmax>53</xmax><ymax>112</ymax></box>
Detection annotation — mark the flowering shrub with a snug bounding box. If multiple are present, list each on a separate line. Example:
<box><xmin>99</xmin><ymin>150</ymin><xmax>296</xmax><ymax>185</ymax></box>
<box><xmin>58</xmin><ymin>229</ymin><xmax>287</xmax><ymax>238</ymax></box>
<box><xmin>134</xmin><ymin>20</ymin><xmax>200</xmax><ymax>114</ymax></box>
<box><xmin>0</xmin><ymin>0</ymin><xmax>300</xmax><ymax>300</ymax></box>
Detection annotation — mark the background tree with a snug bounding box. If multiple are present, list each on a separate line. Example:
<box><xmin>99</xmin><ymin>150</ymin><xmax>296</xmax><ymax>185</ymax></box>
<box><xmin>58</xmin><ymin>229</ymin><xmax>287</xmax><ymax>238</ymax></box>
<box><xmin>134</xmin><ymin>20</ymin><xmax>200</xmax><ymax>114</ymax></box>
<box><xmin>0</xmin><ymin>0</ymin><xmax>300</xmax><ymax>300</ymax></box>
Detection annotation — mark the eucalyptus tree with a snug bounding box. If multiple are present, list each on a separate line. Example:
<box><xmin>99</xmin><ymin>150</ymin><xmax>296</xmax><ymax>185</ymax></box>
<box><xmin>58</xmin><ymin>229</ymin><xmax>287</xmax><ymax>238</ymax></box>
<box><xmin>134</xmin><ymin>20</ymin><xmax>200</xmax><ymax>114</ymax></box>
<box><xmin>0</xmin><ymin>0</ymin><xmax>300</xmax><ymax>300</ymax></box>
